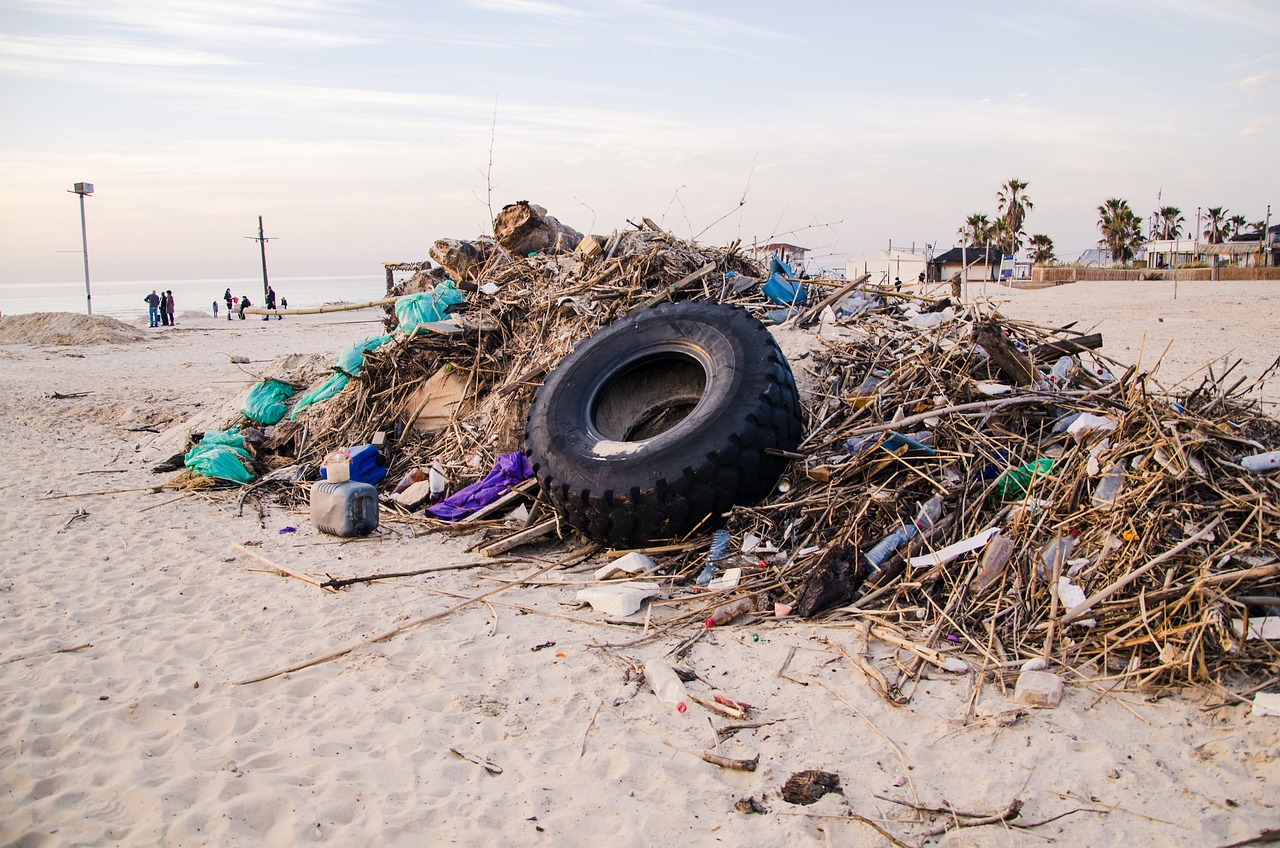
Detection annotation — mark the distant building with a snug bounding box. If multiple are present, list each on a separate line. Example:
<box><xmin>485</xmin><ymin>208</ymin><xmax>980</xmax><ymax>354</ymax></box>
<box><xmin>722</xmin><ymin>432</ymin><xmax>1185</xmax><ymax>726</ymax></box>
<box><xmin>929</xmin><ymin>246</ymin><xmax>1005</xmax><ymax>282</ymax></box>
<box><xmin>845</xmin><ymin>248</ymin><xmax>928</xmax><ymax>287</ymax></box>
<box><xmin>751</xmin><ymin>242</ymin><xmax>808</xmax><ymax>269</ymax></box>
<box><xmin>1144</xmin><ymin>225</ymin><xmax>1278</xmax><ymax>269</ymax></box>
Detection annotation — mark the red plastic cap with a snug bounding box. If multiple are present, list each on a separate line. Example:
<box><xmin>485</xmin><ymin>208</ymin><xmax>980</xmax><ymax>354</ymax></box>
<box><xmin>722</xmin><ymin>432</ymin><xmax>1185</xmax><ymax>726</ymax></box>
<box><xmin>704</xmin><ymin>618</ymin><xmax>715</xmax><ymax>628</ymax></box>
<box><xmin>676</xmin><ymin>702</ymin><xmax>688</xmax><ymax>713</ymax></box>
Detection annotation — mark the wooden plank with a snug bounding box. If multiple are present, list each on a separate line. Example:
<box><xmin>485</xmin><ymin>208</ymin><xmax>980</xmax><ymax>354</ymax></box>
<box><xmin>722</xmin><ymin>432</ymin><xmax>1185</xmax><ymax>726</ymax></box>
<box><xmin>477</xmin><ymin>518</ymin><xmax>558</xmax><ymax>557</ymax></box>
<box><xmin>1031</xmin><ymin>333</ymin><xmax>1105</xmax><ymax>361</ymax></box>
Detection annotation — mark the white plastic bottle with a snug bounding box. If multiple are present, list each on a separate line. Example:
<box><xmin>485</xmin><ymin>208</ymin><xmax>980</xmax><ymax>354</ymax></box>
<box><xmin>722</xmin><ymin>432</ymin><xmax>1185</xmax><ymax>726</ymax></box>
<box><xmin>1241</xmin><ymin>450</ymin><xmax>1280</xmax><ymax>473</ymax></box>
<box><xmin>428</xmin><ymin>458</ymin><xmax>447</xmax><ymax>501</ymax></box>
<box><xmin>644</xmin><ymin>660</ymin><xmax>688</xmax><ymax>714</ymax></box>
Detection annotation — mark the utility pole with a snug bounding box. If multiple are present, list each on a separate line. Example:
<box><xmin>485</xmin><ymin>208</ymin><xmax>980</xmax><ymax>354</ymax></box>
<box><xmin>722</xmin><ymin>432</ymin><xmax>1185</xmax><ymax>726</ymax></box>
<box><xmin>245</xmin><ymin>216</ymin><xmax>275</xmax><ymax>304</ymax></box>
<box><xmin>68</xmin><ymin>182</ymin><xmax>94</xmax><ymax>315</ymax></box>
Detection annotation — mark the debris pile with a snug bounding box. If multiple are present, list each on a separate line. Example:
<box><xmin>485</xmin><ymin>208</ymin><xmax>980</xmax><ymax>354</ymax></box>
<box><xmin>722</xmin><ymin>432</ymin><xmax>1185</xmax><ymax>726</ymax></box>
<box><xmin>179</xmin><ymin>202</ymin><xmax>1279</xmax><ymax>693</ymax></box>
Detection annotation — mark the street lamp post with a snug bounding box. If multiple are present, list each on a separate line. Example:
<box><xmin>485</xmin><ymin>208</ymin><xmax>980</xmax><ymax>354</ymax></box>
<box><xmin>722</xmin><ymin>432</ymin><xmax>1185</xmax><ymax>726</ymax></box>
<box><xmin>69</xmin><ymin>182</ymin><xmax>94</xmax><ymax>315</ymax></box>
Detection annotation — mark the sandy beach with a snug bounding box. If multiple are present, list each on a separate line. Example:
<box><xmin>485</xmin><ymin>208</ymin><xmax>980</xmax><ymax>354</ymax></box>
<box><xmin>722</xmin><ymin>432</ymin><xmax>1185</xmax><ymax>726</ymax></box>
<box><xmin>1</xmin><ymin>280</ymin><xmax>1277</xmax><ymax>847</ymax></box>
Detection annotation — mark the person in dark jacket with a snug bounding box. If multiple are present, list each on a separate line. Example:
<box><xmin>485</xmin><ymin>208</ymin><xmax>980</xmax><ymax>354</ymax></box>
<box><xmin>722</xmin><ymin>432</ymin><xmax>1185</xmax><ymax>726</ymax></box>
<box><xmin>264</xmin><ymin>286</ymin><xmax>276</xmax><ymax>321</ymax></box>
<box><xmin>165</xmin><ymin>290</ymin><xmax>176</xmax><ymax>326</ymax></box>
<box><xmin>144</xmin><ymin>290</ymin><xmax>160</xmax><ymax>327</ymax></box>
<box><xmin>223</xmin><ymin>288</ymin><xmax>234</xmax><ymax>321</ymax></box>
<box><xmin>238</xmin><ymin>295</ymin><xmax>251</xmax><ymax>320</ymax></box>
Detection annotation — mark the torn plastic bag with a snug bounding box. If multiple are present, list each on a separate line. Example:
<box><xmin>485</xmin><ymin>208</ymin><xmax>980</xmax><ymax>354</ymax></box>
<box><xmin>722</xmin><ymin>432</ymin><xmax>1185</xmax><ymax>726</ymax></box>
<box><xmin>426</xmin><ymin>451</ymin><xmax>532</xmax><ymax>521</ymax></box>
<box><xmin>241</xmin><ymin>378</ymin><xmax>296</xmax><ymax>425</ymax></box>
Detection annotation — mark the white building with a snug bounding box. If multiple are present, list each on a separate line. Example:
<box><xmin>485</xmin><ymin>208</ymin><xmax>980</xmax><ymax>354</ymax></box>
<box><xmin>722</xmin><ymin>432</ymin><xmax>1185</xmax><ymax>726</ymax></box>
<box><xmin>845</xmin><ymin>249</ymin><xmax>928</xmax><ymax>287</ymax></box>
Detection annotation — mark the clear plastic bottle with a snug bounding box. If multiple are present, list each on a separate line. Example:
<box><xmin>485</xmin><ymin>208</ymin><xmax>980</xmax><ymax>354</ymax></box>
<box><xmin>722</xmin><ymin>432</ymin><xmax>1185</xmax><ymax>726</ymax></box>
<box><xmin>1038</xmin><ymin>533</ymin><xmax>1078</xmax><ymax>581</ymax></box>
<box><xmin>863</xmin><ymin>495</ymin><xmax>945</xmax><ymax>571</ymax></box>
<box><xmin>1092</xmin><ymin>465</ymin><xmax>1124</xmax><ymax>508</ymax></box>
<box><xmin>697</xmin><ymin>529</ymin><xmax>732</xmax><ymax>586</ymax></box>
<box><xmin>705</xmin><ymin>596</ymin><xmax>754</xmax><ymax>627</ymax></box>
<box><xmin>1048</xmin><ymin>355</ymin><xmax>1073</xmax><ymax>387</ymax></box>
<box><xmin>644</xmin><ymin>659</ymin><xmax>688</xmax><ymax>714</ymax></box>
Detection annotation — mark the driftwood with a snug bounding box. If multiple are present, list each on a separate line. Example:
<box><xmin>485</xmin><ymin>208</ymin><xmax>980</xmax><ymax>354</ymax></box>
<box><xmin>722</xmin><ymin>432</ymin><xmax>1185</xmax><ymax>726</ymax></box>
<box><xmin>493</xmin><ymin>200</ymin><xmax>583</xmax><ymax>256</ymax></box>
<box><xmin>781</xmin><ymin>770</ymin><xmax>842</xmax><ymax>805</ymax></box>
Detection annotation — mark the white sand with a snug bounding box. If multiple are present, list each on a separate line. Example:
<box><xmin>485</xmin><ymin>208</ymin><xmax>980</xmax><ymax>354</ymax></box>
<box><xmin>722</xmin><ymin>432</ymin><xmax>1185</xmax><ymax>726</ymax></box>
<box><xmin>1</xmin><ymin>292</ymin><xmax>1277</xmax><ymax>847</ymax></box>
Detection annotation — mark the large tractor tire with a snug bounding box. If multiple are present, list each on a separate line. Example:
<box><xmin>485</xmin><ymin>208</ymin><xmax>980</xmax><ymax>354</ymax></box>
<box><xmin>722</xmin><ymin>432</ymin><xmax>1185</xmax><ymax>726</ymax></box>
<box><xmin>525</xmin><ymin>301</ymin><xmax>802</xmax><ymax>549</ymax></box>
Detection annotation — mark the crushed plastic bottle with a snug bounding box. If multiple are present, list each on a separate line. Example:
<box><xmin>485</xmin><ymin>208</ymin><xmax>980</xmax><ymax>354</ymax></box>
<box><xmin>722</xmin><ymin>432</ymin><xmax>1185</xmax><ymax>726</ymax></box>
<box><xmin>1038</xmin><ymin>532</ymin><xmax>1078</xmax><ymax>581</ymax></box>
<box><xmin>696</xmin><ymin>529</ymin><xmax>732</xmax><ymax>587</ymax></box>
<box><xmin>863</xmin><ymin>495</ymin><xmax>945</xmax><ymax>572</ymax></box>
<box><xmin>1091</xmin><ymin>465</ymin><xmax>1124</xmax><ymax>508</ymax></box>
<box><xmin>644</xmin><ymin>659</ymin><xmax>688</xmax><ymax>714</ymax></box>
<box><xmin>1048</xmin><ymin>356</ymin><xmax>1073</xmax><ymax>387</ymax></box>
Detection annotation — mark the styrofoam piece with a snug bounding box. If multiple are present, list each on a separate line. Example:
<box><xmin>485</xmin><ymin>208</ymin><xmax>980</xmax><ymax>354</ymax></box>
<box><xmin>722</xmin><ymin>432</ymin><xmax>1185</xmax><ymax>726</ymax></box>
<box><xmin>593</xmin><ymin>552</ymin><xmax>657</xmax><ymax>581</ymax></box>
<box><xmin>576</xmin><ymin>582</ymin><xmax>664</xmax><ymax>617</ymax></box>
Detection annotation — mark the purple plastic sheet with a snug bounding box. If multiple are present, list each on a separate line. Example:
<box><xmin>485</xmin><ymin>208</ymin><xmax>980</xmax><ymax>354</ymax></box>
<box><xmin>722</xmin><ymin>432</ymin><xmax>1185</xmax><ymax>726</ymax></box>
<box><xmin>425</xmin><ymin>451</ymin><xmax>533</xmax><ymax>521</ymax></box>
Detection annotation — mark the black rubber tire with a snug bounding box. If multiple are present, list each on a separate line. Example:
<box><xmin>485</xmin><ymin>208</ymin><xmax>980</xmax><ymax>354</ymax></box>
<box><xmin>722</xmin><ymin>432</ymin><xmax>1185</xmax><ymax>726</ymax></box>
<box><xmin>525</xmin><ymin>301</ymin><xmax>802</xmax><ymax>549</ymax></box>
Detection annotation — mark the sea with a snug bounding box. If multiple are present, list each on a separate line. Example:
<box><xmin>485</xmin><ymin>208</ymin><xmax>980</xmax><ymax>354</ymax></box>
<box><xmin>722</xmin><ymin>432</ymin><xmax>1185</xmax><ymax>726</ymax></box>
<box><xmin>0</xmin><ymin>275</ymin><xmax>388</xmax><ymax>321</ymax></box>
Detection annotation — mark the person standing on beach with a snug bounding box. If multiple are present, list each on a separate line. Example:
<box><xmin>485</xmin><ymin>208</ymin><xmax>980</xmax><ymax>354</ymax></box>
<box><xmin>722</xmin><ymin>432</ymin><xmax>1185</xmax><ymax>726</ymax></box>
<box><xmin>144</xmin><ymin>290</ymin><xmax>160</xmax><ymax>327</ymax></box>
<box><xmin>158</xmin><ymin>291</ymin><xmax>170</xmax><ymax>326</ymax></box>
<box><xmin>165</xmin><ymin>290</ymin><xmax>176</xmax><ymax>326</ymax></box>
<box><xmin>264</xmin><ymin>286</ymin><xmax>276</xmax><ymax>321</ymax></box>
<box><xmin>279</xmin><ymin>296</ymin><xmax>287</xmax><ymax>318</ymax></box>
<box><xmin>894</xmin><ymin>276</ymin><xmax>902</xmax><ymax>292</ymax></box>
<box><xmin>212</xmin><ymin>299</ymin><xmax>218</xmax><ymax>318</ymax></box>
<box><xmin>223</xmin><ymin>288</ymin><xmax>234</xmax><ymax>321</ymax></box>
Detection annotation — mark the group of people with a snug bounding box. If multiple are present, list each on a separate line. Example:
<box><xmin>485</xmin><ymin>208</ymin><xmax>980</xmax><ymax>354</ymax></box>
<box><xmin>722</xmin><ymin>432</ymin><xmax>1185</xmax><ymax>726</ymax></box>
<box><xmin>144</xmin><ymin>290</ymin><xmax>176</xmax><ymax>327</ymax></box>
<box><xmin>221</xmin><ymin>287</ymin><xmax>286</xmax><ymax>321</ymax></box>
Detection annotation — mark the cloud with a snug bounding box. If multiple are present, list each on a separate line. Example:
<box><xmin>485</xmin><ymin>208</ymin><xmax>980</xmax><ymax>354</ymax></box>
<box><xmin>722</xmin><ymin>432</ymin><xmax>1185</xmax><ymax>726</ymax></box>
<box><xmin>0</xmin><ymin>34</ymin><xmax>242</xmax><ymax>66</ymax></box>
<box><xmin>3</xmin><ymin>0</ymin><xmax>380</xmax><ymax>49</ymax></box>
<box><xmin>465</xmin><ymin>0</ymin><xmax>588</xmax><ymax>23</ymax></box>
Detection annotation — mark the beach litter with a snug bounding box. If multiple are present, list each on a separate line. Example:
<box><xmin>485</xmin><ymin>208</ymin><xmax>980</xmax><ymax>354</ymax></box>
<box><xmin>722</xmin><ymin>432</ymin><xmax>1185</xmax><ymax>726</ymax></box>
<box><xmin>157</xmin><ymin>200</ymin><xmax>1280</xmax><ymax>703</ymax></box>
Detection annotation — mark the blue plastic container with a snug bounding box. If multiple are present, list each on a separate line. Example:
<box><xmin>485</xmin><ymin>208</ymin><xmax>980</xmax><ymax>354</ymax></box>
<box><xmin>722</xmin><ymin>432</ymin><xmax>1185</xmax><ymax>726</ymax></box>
<box><xmin>320</xmin><ymin>444</ymin><xmax>386</xmax><ymax>485</ymax></box>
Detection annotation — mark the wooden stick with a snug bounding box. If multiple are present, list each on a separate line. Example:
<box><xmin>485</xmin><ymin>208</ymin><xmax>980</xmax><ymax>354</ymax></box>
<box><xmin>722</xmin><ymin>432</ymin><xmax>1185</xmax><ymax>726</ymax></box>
<box><xmin>242</xmin><ymin>297</ymin><xmax>398</xmax><ymax>316</ymax></box>
<box><xmin>230</xmin><ymin>544</ymin><xmax>338</xmax><ymax>594</ymax></box>
<box><xmin>1061</xmin><ymin>518</ymin><xmax>1222</xmax><ymax>623</ymax></box>
<box><xmin>698</xmin><ymin>751</ymin><xmax>758</xmax><ymax>771</ymax></box>
<box><xmin>476</xmin><ymin>518</ymin><xmax>557</xmax><ymax>556</ymax></box>
<box><xmin>320</xmin><ymin>559</ymin><xmax>506</xmax><ymax>589</ymax></box>
<box><xmin>237</xmin><ymin>557</ymin><xmax>566</xmax><ymax>684</ymax></box>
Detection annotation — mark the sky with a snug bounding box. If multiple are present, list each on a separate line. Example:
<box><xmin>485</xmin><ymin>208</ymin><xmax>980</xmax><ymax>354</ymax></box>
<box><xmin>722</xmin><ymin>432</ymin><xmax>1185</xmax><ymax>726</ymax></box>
<box><xmin>1</xmin><ymin>0</ymin><xmax>1277</xmax><ymax>285</ymax></box>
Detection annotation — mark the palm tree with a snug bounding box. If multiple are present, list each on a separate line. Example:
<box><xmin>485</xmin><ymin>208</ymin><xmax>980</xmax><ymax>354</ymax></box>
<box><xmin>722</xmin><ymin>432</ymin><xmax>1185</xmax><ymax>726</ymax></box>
<box><xmin>1249</xmin><ymin>220</ymin><xmax>1267</xmax><ymax>236</ymax></box>
<box><xmin>1156</xmin><ymin>206</ymin><xmax>1185</xmax><ymax>240</ymax></box>
<box><xmin>959</xmin><ymin>213</ymin><xmax>993</xmax><ymax>247</ymax></box>
<box><xmin>1203</xmin><ymin>207</ymin><xmax>1229</xmax><ymax>244</ymax></box>
<box><xmin>996</xmin><ymin>178</ymin><xmax>1033</xmax><ymax>255</ymax></box>
<box><xmin>1097</xmin><ymin>198</ymin><xmax>1144</xmax><ymax>264</ymax></box>
<box><xmin>1227</xmin><ymin>214</ymin><xmax>1247</xmax><ymax>239</ymax></box>
<box><xmin>1027</xmin><ymin>234</ymin><xmax>1056</xmax><ymax>265</ymax></box>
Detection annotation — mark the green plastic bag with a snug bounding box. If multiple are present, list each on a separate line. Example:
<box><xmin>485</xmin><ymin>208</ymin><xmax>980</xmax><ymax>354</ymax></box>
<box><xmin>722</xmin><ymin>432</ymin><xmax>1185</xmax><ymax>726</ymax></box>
<box><xmin>290</xmin><ymin>373</ymin><xmax>348</xmax><ymax>418</ymax></box>
<box><xmin>394</xmin><ymin>282</ymin><xmax>464</xmax><ymax>336</ymax></box>
<box><xmin>184</xmin><ymin>432</ymin><xmax>253</xmax><ymax>484</ymax></box>
<box><xmin>994</xmin><ymin>457</ymin><xmax>1057</xmax><ymax>499</ymax></box>
<box><xmin>334</xmin><ymin>334</ymin><xmax>393</xmax><ymax>375</ymax></box>
<box><xmin>196</xmin><ymin>428</ymin><xmax>245</xmax><ymax>449</ymax></box>
<box><xmin>290</xmin><ymin>335</ymin><xmax>393</xmax><ymax>419</ymax></box>
<box><xmin>242</xmin><ymin>379</ymin><xmax>296</xmax><ymax>425</ymax></box>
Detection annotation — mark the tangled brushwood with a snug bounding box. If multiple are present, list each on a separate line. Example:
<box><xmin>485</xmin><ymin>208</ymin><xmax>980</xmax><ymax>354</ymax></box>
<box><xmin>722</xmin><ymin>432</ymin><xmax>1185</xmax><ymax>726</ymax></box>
<box><xmin>188</xmin><ymin>202</ymin><xmax>1279</xmax><ymax>694</ymax></box>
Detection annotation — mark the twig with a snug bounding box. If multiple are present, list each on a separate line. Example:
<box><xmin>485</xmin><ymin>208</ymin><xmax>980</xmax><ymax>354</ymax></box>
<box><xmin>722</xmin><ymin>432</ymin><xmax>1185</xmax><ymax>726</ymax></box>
<box><xmin>238</xmin><ymin>557</ymin><xmax>567</xmax><ymax>684</ymax></box>
<box><xmin>698</xmin><ymin>751</ymin><xmax>758</xmax><ymax>771</ymax></box>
